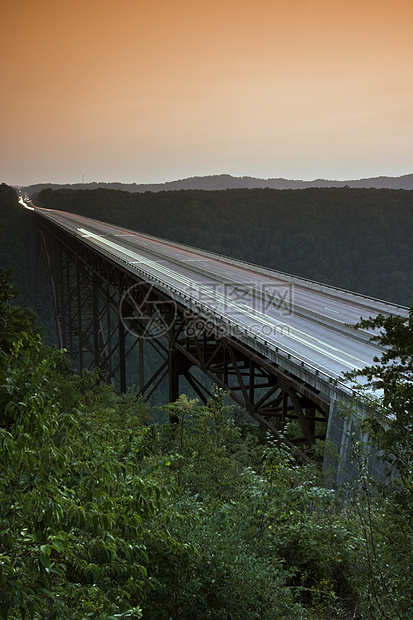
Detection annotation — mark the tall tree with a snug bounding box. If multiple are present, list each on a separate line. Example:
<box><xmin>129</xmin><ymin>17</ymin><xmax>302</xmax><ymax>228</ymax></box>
<box><xmin>344</xmin><ymin>308</ymin><xmax>413</xmax><ymax>618</ymax></box>
<box><xmin>346</xmin><ymin>308</ymin><xmax>413</xmax><ymax>478</ymax></box>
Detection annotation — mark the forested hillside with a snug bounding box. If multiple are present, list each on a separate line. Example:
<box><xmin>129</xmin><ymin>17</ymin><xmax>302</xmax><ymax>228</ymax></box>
<box><xmin>34</xmin><ymin>186</ymin><xmax>413</xmax><ymax>306</ymax></box>
<box><xmin>0</xmin><ymin>184</ymin><xmax>35</xmax><ymax>307</ymax></box>
<box><xmin>22</xmin><ymin>171</ymin><xmax>413</xmax><ymax>193</ymax></box>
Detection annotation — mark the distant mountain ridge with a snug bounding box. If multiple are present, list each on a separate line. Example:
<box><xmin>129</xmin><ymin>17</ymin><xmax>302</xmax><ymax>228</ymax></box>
<box><xmin>22</xmin><ymin>173</ymin><xmax>413</xmax><ymax>194</ymax></box>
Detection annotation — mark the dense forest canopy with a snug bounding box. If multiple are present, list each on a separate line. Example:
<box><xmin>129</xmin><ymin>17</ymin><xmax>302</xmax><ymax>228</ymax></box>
<box><xmin>34</xmin><ymin>186</ymin><xmax>413</xmax><ymax>307</ymax></box>
<box><xmin>0</xmin><ymin>184</ymin><xmax>34</xmax><ymax>307</ymax></box>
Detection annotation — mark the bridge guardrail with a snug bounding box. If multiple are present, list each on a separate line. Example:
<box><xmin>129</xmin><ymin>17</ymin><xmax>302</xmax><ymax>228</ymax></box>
<box><xmin>112</xmin><ymin>223</ymin><xmax>409</xmax><ymax>315</ymax></box>
<box><xmin>123</xmin><ymin>237</ymin><xmax>384</xmax><ymax>347</ymax></box>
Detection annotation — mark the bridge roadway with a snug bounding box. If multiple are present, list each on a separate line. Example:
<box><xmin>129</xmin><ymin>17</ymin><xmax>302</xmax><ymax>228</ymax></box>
<box><xmin>25</xmin><ymin>199</ymin><xmax>409</xmax><ymax>401</ymax></box>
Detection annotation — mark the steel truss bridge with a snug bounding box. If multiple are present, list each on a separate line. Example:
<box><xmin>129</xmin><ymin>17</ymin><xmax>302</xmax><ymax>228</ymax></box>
<box><xmin>27</xmin><ymin>201</ymin><xmax>409</xmax><ymax>458</ymax></box>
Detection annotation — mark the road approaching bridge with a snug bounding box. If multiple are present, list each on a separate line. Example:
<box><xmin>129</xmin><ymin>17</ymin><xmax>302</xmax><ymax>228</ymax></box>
<box><xmin>25</xmin><ymin>198</ymin><xmax>409</xmax><ymax>464</ymax></box>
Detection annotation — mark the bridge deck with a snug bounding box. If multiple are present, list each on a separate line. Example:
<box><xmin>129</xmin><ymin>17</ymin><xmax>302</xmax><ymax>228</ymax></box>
<box><xmin>32</xmin><ymin>204</ymin><xmax>409</xmax><ymax>393</ymax></box>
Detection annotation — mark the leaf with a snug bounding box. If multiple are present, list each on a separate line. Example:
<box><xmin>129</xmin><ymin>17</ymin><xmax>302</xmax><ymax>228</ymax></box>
<box><xmin>39</xmin><ymin>545</ymin><xmax>51</xmax><ymax>570</ymax></box>
<box><xmin>50</xmin><ymin>539</ymin><xmax>64</xmax><ymax>552</ymax></box>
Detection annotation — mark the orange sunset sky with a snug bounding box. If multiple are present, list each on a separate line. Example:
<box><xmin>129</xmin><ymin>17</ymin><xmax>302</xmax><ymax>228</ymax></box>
<box><xmin>1</xmin><ymin>0</ymin><xmax>412</xmax><ymax>186</ymax></box>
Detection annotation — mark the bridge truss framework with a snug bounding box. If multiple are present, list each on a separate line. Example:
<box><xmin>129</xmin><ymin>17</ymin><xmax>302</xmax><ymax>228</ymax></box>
<box><xmin>36</xmin><ymin>215</ymin><xmax>330</xmax><ymax>455</ymax></box>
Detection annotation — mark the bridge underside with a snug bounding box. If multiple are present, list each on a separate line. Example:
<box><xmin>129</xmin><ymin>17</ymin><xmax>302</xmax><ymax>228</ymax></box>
<box><xmin>36</xmin><ymin>217</ymin><xmax>329</xmax><ymax>455</ymax></box>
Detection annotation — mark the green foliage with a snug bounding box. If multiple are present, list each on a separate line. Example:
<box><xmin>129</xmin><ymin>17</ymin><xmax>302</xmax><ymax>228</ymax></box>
<box><xmin>346</xmin><ymin>308</ymin><xmax>413</xmax><ymax>477</ymax></box>
<box><xmin>0</xmin><ymin>250</ymin><xmax>39</xmax><ymax>354</ymax></box>
<box><xmin>0</xmin><ymin>333</ymin><xmax>188</xmax><ymax>619</ymax></box>
<box><xmin>0</xmin><ymin>245</ymin><xmax>36</xmax><ymax>348</ymax></box>
<box><xmin>1</xmin><ymin>240</ymin><xmax>413</xmax><ymax>617</ymax></box>
<box><xmin>134</xmin><ymin>393</ymin><xmax>362</xmax><ymax>618</ymax></box>
<box><xmin>342</xmin><ymin>308</ymin><xmax>413</xmax><ymax>618</ymax></box>
<box><xmin>3</xmin><ymin>325</ymin><xmax>409</xmax><ymax>618</ymax></box>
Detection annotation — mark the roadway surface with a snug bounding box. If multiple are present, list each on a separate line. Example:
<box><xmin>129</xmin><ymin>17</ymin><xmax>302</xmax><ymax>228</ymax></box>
<box><xmin>23</xmin><ymin>199</ymin><xmax>409</xmax><ymax>388</ymax></box>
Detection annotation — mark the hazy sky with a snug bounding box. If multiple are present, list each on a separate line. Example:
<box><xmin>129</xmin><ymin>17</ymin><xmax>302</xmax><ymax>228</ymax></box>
<box><xmin>1</xmin><ymin>0</ymin><xmax>412</xmax><ymax>186</ymax></box>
